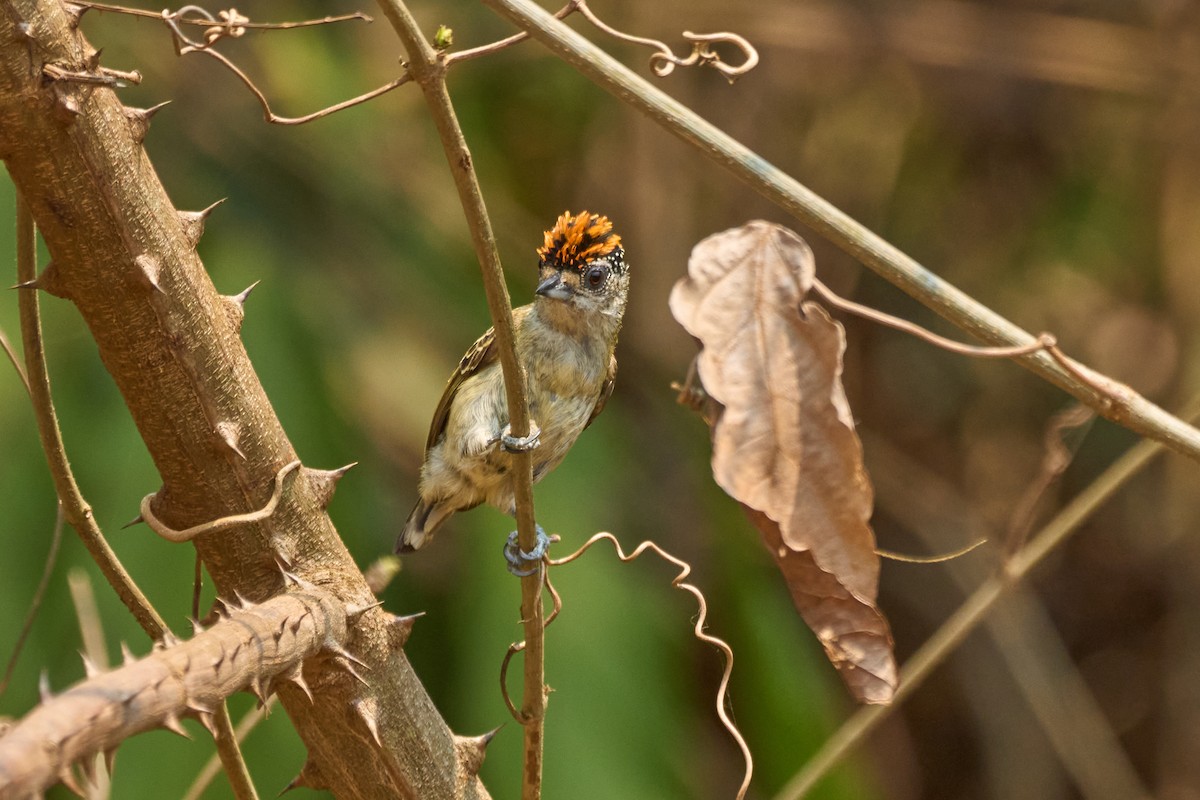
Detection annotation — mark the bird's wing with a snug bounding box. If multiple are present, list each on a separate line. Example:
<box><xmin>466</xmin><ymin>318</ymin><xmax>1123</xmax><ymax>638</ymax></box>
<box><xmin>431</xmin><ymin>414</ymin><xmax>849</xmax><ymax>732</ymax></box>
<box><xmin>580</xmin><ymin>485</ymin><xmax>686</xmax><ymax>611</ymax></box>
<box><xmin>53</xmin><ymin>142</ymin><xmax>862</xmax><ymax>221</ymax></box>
<box><xmin>424</xmin><ymin>306</ymin><xmax>533</xmax><ymax>453</ymax></box>
<box><xmin>584</xmin><ymin>353</ymin><xmax>618</xmax><ymax>430</ymax></box>
<box><xmin>425</xmin><ymin>326</ymin><xmax>499</xmax><ymax>453</ymax></box>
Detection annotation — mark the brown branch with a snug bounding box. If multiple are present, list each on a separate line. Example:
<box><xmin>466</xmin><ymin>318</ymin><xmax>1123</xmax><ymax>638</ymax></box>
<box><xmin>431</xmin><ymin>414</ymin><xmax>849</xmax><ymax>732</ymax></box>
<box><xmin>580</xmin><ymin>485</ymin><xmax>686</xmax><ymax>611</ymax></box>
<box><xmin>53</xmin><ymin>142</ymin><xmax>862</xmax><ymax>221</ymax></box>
<box><xmin>373</xmin><ymin>1</ymin><xmax>547</xmax><ymax>796</ymax></box>
<box><xmin>15</xmin><ymin>192</ymin><xmax>169</xmax><ymax>642</ymax></box>
<box><xmin>1</xmin><ymin>3</ymin><xmax>487</xmax><ymax>796</ymax></box>
<box><xmin>0</xmin><ymin>587</ymin><xmax>350</xmax><ymax>796</ymax></box>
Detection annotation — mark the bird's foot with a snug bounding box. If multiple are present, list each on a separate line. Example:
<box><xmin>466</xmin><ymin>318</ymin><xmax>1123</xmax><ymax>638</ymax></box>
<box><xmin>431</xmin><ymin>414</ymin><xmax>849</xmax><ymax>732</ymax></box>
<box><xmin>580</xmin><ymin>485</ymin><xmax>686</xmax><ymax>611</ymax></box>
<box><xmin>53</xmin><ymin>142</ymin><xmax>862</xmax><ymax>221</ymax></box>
<box><xmin>500</xmin><ymin>421</ymin><xmax>541</xmax><ymax>453</ymax></box>
<box><xmin>504</xmin><ymin>525</ymin><xmax>555</xmax><ymax>577</ymax></box>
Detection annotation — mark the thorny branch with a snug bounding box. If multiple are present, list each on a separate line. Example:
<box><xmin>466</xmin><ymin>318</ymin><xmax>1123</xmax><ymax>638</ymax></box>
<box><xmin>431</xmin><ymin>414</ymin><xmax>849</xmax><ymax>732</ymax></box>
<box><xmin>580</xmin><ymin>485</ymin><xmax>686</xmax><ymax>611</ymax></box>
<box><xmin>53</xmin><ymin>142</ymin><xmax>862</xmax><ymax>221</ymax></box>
<box><xmin>14</xmin><ymin>198</ymin><xmax>259</xmax><ymax>798</ymax></box>
<box><xmin>14</xmin><ymin>194</ymin><xmax>169</xmax><ymax>642</ymax></box>
<box><xmin>0</xmin><ymin>585</ymin><xmax>357</xmax><ymax>797</ymax></box>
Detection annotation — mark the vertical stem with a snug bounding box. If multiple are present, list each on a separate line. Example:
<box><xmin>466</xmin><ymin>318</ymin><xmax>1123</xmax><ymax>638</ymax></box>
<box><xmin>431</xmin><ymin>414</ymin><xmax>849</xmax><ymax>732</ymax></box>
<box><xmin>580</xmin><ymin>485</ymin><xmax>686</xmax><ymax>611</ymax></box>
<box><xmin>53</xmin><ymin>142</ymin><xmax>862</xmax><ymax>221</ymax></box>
<box><xmin>373</xmin><ymin>3</ymin><xmax>545</xmax><ymax>795</ymax></box>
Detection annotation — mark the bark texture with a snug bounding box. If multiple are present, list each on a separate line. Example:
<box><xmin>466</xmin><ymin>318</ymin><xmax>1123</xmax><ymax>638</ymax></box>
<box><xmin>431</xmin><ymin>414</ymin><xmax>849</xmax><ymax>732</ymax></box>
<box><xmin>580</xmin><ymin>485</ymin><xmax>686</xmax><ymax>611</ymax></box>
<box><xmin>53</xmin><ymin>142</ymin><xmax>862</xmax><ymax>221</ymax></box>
<box><xmin>0</xmin><ymin>1</ymin><xmax>489</xmax><ymax>797</ymax></box>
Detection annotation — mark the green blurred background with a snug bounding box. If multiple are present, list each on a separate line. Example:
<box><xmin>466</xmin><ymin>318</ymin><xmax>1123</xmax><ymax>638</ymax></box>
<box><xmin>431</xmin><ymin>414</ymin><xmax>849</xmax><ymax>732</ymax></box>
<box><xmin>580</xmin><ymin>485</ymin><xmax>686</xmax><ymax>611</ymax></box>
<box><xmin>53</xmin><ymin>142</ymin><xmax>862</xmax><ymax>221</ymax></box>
<box><xmin>3</xmin><ymin>1</ymin><xmax>1200</xmax><ymax>798</ymax></box>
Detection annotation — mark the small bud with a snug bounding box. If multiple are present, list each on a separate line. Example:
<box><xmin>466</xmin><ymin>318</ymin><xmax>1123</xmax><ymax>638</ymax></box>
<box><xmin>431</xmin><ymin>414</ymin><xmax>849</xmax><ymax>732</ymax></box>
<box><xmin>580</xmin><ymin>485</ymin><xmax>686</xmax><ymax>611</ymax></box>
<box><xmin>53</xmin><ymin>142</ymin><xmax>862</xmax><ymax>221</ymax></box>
<box><xmin>433</xmin><ymin>24</ymin><xmax>453</xmax><ymax>50</ymax></box>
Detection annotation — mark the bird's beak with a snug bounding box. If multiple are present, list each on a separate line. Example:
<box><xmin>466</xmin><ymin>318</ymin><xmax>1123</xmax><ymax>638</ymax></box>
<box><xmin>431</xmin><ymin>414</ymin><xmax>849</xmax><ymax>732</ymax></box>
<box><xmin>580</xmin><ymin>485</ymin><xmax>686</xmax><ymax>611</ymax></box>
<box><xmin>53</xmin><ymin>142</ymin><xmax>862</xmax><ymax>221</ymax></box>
<box><xmin>536</xmin><ymin>272</ymin><xmax>574</xmax><ymax>301</ymax></box>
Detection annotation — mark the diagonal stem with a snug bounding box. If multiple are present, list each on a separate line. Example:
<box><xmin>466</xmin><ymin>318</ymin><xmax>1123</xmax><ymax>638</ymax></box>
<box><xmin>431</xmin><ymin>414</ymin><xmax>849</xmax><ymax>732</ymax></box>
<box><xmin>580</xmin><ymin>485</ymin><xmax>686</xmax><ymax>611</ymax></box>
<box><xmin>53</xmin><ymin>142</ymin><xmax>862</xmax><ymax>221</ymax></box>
<box><xmin>773</xmin><ymin>394</ymin><xmax>1200</xmax><ymax>799</ymax></box>
<box><xmin>15</xmin><ymin>192</ymin><xmax>167</xmax><ymax>640</ymax></box>
<box><xmin>372</xmin><ymin>3</ymin><xmax>546</xmax><ymax>796</ymax></box>
<box><xmin>482</xmin><ymin>0</ymin><xmax>1200</xmax><ymax>464</ymax></box>
<box><xmin>15</xmin><ymin>194</ymin><xmax>258</xmax><ymax>800</ymax></box>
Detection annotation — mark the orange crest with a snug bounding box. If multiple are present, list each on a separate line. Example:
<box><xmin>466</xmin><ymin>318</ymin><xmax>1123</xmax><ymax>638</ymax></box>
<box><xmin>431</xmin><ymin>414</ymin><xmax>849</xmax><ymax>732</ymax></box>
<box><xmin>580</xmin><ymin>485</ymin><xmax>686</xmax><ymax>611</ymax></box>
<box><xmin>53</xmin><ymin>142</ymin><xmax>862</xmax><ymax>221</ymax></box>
<box><xmin>537</xmin><ymin>211</ymin><xmax>622</xmax><ymax>271</ymax></box>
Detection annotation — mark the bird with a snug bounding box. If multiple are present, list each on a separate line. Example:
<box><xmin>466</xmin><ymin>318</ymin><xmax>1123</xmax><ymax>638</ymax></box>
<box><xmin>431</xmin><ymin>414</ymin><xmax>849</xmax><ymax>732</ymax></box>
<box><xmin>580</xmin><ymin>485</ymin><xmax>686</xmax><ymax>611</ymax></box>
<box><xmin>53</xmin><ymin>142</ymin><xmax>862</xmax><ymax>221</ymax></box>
<box><xmin>395</xmin><ymin>210</ymin><xmax>630</xmax><ymax>558</ymax></box>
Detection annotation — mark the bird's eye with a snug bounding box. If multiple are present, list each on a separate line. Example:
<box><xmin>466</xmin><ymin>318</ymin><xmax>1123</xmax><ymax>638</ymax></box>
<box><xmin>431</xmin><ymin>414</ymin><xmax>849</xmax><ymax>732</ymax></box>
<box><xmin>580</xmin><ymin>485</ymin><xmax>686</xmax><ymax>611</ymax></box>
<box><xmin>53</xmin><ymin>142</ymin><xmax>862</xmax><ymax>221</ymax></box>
<box><xmin>586</xmin><ymin>265</ymin><xmax>608</xmax><ymax>289</ymax></box>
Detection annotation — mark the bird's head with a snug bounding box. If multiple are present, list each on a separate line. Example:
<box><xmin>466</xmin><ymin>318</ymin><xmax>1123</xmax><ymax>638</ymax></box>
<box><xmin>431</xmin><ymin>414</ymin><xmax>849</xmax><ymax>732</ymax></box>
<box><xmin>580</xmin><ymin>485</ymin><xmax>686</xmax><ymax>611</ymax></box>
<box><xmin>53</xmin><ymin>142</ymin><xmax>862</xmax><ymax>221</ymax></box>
<box><xmin>534</xmin><ymin>211</ymin><xmax>629</xmax><ymax>320</ymax></box>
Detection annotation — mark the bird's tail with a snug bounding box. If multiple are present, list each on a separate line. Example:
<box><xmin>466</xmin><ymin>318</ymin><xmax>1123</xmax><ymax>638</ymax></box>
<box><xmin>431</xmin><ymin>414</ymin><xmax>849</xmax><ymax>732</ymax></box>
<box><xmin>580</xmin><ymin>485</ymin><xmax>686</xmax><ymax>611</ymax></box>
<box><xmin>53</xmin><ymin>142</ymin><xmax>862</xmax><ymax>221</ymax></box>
<box><xmin>395</xmin><ymin>498</ymin><xmax>453</xmax><ymax>554</ymax></box>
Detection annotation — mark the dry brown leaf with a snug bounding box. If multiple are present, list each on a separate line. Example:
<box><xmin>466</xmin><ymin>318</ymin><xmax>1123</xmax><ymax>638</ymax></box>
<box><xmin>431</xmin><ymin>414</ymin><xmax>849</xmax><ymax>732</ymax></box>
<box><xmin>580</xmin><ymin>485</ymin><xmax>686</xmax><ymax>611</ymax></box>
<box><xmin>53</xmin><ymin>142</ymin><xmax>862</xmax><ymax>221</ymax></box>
<box><xmin>670</xmin><ymin>221</ymin><xmax>897</xmax><ymax>703</ymax></box>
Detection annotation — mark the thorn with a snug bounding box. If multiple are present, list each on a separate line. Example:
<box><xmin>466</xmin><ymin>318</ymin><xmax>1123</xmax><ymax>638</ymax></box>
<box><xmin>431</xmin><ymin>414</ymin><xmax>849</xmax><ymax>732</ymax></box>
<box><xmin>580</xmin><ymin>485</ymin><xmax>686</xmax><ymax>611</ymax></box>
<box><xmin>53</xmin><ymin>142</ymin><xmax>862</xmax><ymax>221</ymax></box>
<box><xmin>158</xmin><ymin>630</ymin><xmax>181</xmax><ymax>649</ymax></box>
<box><xmin>345</xmin><ymin>599</ymin><xmax>383</xmax><ymax>622</ymax></box>
<box><xmin>85</xmin><ymin>47</ymin><xmax>102</xmax><ymax>71</ymax></box>
<box><xmin>190</xmin><ymin>617</ymin><xmax>205</xmax><ymax>636</ymax></box>
<box><xmin>388</xmin><ymin>611</ymin><xmax>424</xmax><ymax>649</ymax></box>
<box><xmin>333</xmin><ymin>656</ymin><xmax>369</xmax><ymax>688</ymax></box>
<box><xmin>351</xmin><ymin>697</ymin><xmax>383</xmax><ymax>747</ymax></box>
<box><xmin>178</xmin><ymin>198</ymin><xmax>225</xmax><ymax>249</ymax></box>
<box><xmin>222</xmin><ymin>280</ymin><xmax>260</xmax><ymax>332</ymax></box>
<box><xmin>58</xmin><ymin>764</ymin><xmax>85</xmax><ymax>797</ymax></box>
<box><xmin>279</xmin><ymin>568</ymin><xmax>317</xmax><ymax>591</ymax></box>
<box><xmin>231</xmin><ymin>280</ymin><xmax>260</xmax><ymax>306</ymax></box>
<box><xmin>80</xmin><ymin>652</ymin><xmax>100</xmax><ymax>678</ymax></box>
<box><xmin>161</xmin><ymin>713</ymin><xmax>191</xmax><ymax>739</ymax></box>
<box><xmin>248</xmin><ymin>676</ymin><xmax>269</xmax><ymax>707</ymax></box>
<box><xmin>232</xmin><ymin>589</ymin><xmax>251</xmax><ymax>609</ymax></box>
<box><xmin>304</xmin><ymin>462</ymin><xmax>357</xmax><ymax>510</ymax></box>
<box><xmin>64</xmin><ymin>3</ymin><xmax>88</xmax><ymax>26</ymax></box>
<box><xmin>76</xmin><ymin>751</ymin><xmax>98</xmax><ymax>785</ymax></box>
<box><xmin>453</xmin><ymin>726</ymin><xmax>501</xmax><ymax>776</ymax></box>
<box><xmin>191</xmin><ymin>708</ymin><xmax>216</xmax><ymax>736</ymax></box>
<box><xmin>281</xmin><ymin>664</ymin><xmax>313</xmax><ymax>703</ymax></box>
<box><xmin>273</xmin><ymin>616</ymin><xmax>288</xmax><ymax>642</ymax></box>
<box><xmin>38</xmin><ymin>670</ymin><xmax>52</xmax><ymax>702</ymax></box>
<box><xmin>103</xmin><ymin>747</ymin><xmax>117</xmax><ymax>774</ymax></box>
<box><xmin>281</xmin><ymin>759</ymin><xmax>327</xmax><ymax>794</ymax></box>
<box><xmin>120</xmin><ymin>642</ymin><xmax>135</xmax><ymax>666</ymax></box>
<box><xmin>329</xmin><ymin>646</ymin><xmax>369</xmax><ymax>671</ymax></box>
<box><xmin>134</xmin><ymin>254</ymin><xmax>164</xmax><ymax>294</ymax></box>
<box><xmin>10</xmin><ymin>261</ymin><xmax>67</xmax><ymax>298</ymax></box>
<box><xmin>121</xmin><ymin>514</ymin><xmax>143</xmax><ymax>529</ymax></box>
<box><xmin>123</xmin><ymin>100</ymin><xmax>170</xmax><ymax>144</ymax></box>
<box><xmin>54</xmin><ymin>91</ymin><xmax>81</xmax><ymax>123</ymax></box>
<box><xmin>215</xmin><ymin>420</ymin><xmax>245</xmax><ymax>460</ymax></box>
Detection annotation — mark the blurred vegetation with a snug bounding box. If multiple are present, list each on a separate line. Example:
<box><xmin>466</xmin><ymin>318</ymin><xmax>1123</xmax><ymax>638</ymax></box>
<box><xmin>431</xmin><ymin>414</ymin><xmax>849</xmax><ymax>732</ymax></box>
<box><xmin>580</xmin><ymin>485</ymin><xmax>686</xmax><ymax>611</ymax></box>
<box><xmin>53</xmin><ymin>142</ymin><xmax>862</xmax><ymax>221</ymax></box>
<box><xmin>3</xmin><ymin>0</ymin><xmax>1200</xmax><ymax>798</ymax></box>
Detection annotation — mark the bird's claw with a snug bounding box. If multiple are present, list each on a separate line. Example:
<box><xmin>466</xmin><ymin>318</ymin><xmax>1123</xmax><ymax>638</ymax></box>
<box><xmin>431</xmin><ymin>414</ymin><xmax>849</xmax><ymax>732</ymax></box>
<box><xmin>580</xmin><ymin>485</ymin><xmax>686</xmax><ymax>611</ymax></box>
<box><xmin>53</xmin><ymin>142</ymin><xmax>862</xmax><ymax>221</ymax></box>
<box><xmin>500</xmin><ymin>421</ymin><xmax>541</xmax><ymax>453</ymax></box>
<box><xmin>504</xmin><ymin>525</ymin><xmax>554</xmax><ymax>577</ymax></box>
